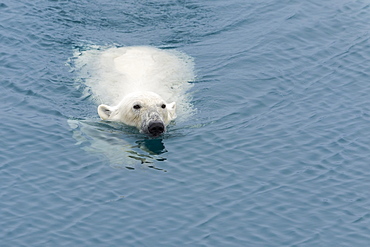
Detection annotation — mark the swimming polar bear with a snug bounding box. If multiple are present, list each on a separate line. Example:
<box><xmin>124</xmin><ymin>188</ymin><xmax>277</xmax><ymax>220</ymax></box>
<box><xmin>97</xmin><ymin>91</ymin><xmax>177</xmax><ymax>137</ymax></box>
<box><xmin>75</xmin><ymin>46</ymin><xmax>195</xmax><ymax>137</ymax></box>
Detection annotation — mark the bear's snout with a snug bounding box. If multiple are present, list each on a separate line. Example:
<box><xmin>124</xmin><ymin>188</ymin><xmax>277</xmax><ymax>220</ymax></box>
<box><xmin>148</xmin><ymin>121</ymin><xmax>165</xmax><ymax>137</ymax></box>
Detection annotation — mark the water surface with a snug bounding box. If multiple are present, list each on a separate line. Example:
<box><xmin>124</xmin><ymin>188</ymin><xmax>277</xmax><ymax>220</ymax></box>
<box><xmin>1</xmin><ymin>0</ymin><xmax>370</xmax><ymax>246</ymax></box>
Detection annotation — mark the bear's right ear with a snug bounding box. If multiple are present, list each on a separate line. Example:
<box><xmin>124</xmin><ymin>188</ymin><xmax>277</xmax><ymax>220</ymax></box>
<box><xmin>98</xmin><ymin>104</ymin><xmax>114</xmax><ymax>120</ymax></box>
<box><xmin>167</xmin><ymin>102</ymin><xmax>177</xmax><ymax>121</ymax></box>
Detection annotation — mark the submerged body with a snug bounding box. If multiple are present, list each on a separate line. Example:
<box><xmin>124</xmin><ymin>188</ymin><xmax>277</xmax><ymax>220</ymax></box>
<box><xmin>76</xmin><ymin>46</ymin><xmax>195</xmax><ymax>137</ymax></box>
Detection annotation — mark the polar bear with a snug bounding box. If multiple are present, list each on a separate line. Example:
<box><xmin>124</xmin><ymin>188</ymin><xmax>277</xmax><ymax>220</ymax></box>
<box><xmin>97</xmin><ymin>91</ymin><xmax>177</xmax><ymax>137</ymax></box>
<box><xmin>74</xmin><ymin>46</ymin><xmax>195</xmax><ymax>137</ymax></box>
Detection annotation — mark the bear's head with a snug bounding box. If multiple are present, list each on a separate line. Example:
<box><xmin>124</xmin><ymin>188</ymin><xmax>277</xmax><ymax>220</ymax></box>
<box><xmin>97</xmin><ymin>91</ymin><xmax>176</xmax><ymax>137</ymax></box>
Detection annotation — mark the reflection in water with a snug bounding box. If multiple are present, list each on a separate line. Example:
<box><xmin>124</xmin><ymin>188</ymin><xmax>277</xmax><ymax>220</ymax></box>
<box><xmin>68</xmin><ymin>119</ymin><xmax>168</xmax><ymax>171</ymax></box>
<box><xmin>135</xmin><ymin>139</ymin><xmax>167</xmax><ymax>155</ymax></box>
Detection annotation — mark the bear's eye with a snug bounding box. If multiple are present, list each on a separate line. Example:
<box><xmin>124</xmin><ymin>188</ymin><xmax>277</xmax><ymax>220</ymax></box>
<box><xmin>133</xmin><ymin>104</ymin><xmax>141</xmax><ymax>110</ymax></box>
<box><xmin>161</xmin><ymin>104</ymin><xmax>166</xmax><ymax>109</ymax></box>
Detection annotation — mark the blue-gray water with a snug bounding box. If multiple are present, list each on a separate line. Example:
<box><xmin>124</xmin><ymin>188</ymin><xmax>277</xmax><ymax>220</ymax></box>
<box><xmin>1</xmin><ymin>0</ymin><xmax>370</xmax><ymax>246</ymax></box>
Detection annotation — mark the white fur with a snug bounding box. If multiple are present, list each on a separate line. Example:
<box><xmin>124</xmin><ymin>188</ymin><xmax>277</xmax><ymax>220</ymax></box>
<box><xmin>73</xmin><ymin>46</ymin><xmax>195</xmax><ymax>135</ymax></box>
<box><xmin>97</xmin><ymin>91</ymin><xmax>176</xmax><ymax>132</ymax></box>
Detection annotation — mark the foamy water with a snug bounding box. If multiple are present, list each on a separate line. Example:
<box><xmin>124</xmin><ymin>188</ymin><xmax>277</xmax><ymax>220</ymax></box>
<box><xmin>72</xmin><ymin>45</ymin><xmax>196</xmax><ymax>122</ymax></box>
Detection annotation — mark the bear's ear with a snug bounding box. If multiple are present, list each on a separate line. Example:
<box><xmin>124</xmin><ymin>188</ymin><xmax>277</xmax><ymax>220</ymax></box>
<box><xmin>167</xmin><ymin>102</ymin><xmax>177</xmax><ymax>120</ymax></box>
<box><xmin>98</xmin><ymin>104</ymin><xmax>115</xmax><ymax>120</ymax></box>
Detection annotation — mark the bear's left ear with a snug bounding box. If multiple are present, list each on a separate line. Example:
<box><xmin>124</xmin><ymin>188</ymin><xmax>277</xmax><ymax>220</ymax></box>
<box><xmin>98</xmin><ymin>104</ymin><xmax>115</xmax><ymax>120</ymax></box>
<box><xmin>167</xmin><ymin>102</ymin><xmax>177</xmax><ymax>120</ymax></box>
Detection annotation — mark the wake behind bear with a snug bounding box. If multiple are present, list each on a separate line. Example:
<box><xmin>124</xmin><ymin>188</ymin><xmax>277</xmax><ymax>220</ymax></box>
<box><xmin>76</xmin><ymin>46</ymin><xmax>195</xmax><ymax>137</ymax></box>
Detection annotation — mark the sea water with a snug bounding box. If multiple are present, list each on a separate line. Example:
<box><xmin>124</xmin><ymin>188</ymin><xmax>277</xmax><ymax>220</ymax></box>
<box><xmin>1</xmin><ymin>0</ymin><xmax>370</xmax><ymax>246</ymax></box>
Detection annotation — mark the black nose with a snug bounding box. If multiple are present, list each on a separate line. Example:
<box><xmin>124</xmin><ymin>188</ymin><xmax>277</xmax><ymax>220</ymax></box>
<box><xmin>148</xmin><ymin>121</ymin><xmax>165</xmax><ymax>136</ymax></box>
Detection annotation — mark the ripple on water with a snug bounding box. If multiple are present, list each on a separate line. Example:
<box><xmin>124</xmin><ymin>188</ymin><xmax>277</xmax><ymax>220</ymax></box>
<box><xmin>1</xmin><ymin>0</ymin><xmax>370</xmax><ymax>246</ymax></box>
